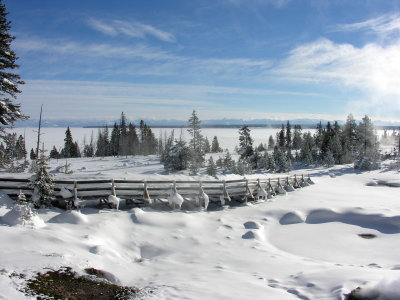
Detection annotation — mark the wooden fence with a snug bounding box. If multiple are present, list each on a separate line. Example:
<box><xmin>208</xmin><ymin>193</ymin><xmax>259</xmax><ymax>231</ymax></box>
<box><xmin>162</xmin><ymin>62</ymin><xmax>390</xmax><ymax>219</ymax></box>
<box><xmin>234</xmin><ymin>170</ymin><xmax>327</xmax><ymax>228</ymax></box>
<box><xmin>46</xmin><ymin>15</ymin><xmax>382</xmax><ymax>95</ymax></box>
<box><xmin>0</xmin><ymin>174</ymin><xmax>314</xmax><ymax>209</ymax></box>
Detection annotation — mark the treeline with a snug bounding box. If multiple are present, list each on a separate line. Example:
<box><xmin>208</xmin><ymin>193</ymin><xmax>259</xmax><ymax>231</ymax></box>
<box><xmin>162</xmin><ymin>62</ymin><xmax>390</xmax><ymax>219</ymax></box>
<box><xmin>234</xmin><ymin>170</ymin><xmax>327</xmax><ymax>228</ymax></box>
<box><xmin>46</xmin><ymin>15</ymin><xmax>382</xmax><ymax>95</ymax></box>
<box><xmin>43</xmin><ymin>112</ymin><xmax>158</xmax><ymax>159</ymax></box>
<box><xmin>0</xmin><ymin>132</ymin><xmax>27</xmax><ymax>169</ymax></box>
<box><xmin>220</xmin><ymin>114</ymin><xmax>382</xmax><ymax>174</ymax></box>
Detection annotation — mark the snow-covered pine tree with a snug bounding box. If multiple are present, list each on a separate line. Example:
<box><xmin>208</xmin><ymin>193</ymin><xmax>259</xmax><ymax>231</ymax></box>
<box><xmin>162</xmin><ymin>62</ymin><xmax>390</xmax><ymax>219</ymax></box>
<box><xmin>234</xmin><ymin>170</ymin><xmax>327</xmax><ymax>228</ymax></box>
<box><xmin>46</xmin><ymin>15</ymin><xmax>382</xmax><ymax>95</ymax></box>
<box><xmin>268</xmin><ymin>135</ymin><xmax>275</xmax><ymax>150</ymax></box>
<box><xmin>322</xmin><ymin>149</ymin><xmax>335</xmax><ymax>167</ymax></box>
<box><xmin>0</xmin><ymin>0</ymin><xmax>26</xmax><ymax>128</ymax></box>
<box><xmin>163</xmin><ymin>139</ymin><xmax>190</xmax><ymax>172</ymax></box>
<box><xmin>206</xmin><ymin>156</ymin><xmax>217</xmax><ymax>176</ymax></box>
<box><xmin>342</xmin><ymin>114</ymin><xmax>358</xmax><ymax>161</ymax></box>
<box><xmin>30</xmin><ymin>146</ymin><xmax>54</xmax><ymax>208</ymax></box>
<box><xmin>354</xmin><ymin>115</ymin><xmax>381</xmax><ymax>170</ymax></box>
<box><xmin>30</xmin><ymin>148</ymin><xmax>36</xmax><ymax>160</ymax></box>
<box><xmin>222</xmin><ymin>149</ymin><xmax>235</xmax><ymax>172</ymax></box>
<box><xmin>187</xmin><ymin>110</ymin><xmax>204</xmax><ymax>175</ymax></box>
<box><xmin>274</xmin><ymin>145</ymin><xmax>291</xmax><ymax>173</ymax></box>
<box><xmin>238</xmin><ymin>125</ymin><xmax>253</xmax><ymax>160</ymax></box>
<box><xmin>300</xmin><ymin>132</ymin><xmax>315</xmax><ymax>166</ymax></box>
<box><xmin>203</xmin><ymin>136</ymin><xmax>211</xmax><ymax>153</ymax></box>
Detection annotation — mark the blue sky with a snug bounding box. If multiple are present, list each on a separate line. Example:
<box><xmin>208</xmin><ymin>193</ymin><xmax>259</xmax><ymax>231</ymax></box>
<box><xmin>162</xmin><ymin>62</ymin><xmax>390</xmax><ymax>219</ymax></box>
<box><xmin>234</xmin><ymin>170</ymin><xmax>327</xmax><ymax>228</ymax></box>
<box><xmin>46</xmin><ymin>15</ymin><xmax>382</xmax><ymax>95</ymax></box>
<box><xmin>5</xmin><ymin>0</ymin><xmax>400</xmax><ymax>123</ymax></box>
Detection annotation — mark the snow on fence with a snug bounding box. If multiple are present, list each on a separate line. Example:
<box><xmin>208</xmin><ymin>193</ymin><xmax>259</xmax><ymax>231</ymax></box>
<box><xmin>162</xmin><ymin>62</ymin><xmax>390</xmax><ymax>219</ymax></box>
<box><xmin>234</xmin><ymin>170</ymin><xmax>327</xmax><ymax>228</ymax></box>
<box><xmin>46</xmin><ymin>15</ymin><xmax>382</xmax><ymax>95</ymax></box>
<box><xmin>0</xmin><ymin>174</ymin><xmax>314</xmax><ymax>209</ymax></box>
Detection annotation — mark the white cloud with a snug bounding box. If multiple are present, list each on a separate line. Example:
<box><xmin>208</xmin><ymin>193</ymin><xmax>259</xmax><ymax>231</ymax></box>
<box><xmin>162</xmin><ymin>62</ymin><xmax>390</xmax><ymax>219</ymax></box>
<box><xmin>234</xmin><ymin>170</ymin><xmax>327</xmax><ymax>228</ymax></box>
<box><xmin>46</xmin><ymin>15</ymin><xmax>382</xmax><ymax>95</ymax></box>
<box><xmin>273</xmin><ymin>38</ymin><xmax>400</xmax><ymax>118</ymax></box>
<box><xmin>87</xmin><ymin>18</ymin><xmax>176</xmax><ymax>43</ymax></box>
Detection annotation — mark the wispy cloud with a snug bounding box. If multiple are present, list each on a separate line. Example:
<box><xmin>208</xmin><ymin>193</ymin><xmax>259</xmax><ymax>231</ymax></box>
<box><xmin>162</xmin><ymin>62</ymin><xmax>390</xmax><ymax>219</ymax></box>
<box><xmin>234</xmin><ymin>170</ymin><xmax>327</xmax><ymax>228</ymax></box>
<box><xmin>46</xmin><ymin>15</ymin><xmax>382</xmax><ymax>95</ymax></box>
<box><xmin>226</xmin><ymin>0</ymin><xmax>291</xmax><ymax>8</ymax></box>
<box><xmin>87</xmin><ymin>18</ymin><xmax>176</xmax><ymax>43</ymax></box>
<box><xmin>333</xmin><ymin>14</ymin><xmax>400</xmax><ymax>35</ymax></box>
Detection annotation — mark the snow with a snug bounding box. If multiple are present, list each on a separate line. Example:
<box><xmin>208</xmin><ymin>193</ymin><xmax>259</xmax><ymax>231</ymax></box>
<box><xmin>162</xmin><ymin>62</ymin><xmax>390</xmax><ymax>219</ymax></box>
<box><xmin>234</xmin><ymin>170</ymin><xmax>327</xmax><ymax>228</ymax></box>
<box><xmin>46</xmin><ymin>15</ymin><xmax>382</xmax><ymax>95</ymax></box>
<box><xmin>0</xmin><ymin>128</ymin><xmax>400</xmax><ymax>299</ymax></box>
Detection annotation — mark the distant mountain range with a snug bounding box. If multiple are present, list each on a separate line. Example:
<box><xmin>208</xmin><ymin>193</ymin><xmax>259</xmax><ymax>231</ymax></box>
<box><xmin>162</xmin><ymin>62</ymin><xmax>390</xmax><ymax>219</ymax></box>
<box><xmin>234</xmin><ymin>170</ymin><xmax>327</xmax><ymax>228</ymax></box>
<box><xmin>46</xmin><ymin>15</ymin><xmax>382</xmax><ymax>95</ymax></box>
<box><xmin>12</xmin><ymin>117</ymin><xmax>400</xmax><ymax>129</ymax></box>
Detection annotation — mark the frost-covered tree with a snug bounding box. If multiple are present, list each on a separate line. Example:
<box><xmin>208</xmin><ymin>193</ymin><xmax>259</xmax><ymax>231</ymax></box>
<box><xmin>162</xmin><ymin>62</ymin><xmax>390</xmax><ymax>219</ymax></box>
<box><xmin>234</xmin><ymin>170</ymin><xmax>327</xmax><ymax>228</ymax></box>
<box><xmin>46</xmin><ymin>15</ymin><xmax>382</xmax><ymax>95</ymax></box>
<box><xmin>163</xmin><ymin>139</ymin><xmax>190</xmax><ymax>172</ymax></box>
<box><xmin>300</xmin><ymin>132</ymin><xmax>316</xmax><ymax>165</ymax></box>
<box><xmin>30</xmin><ymin>146</ymin><xmax>54</xmax><ymax>208</ymax></box>
<box><xmin>267</xmin><ymin>135</ymin><xmax>275</xmax><ymax>150</ymax></box>
<box><xmin>322</xmin><ymin>149</ymin><xmax>335</xmax><ymax>167</ymax></box>
<box><xmin>222</xmin><ymin>149</ymin><xmax>235</xmax><ymax>172</ymax></box>
<box><xmin>187</xmin><ymin>110</ymin><xmax>204</xmax><ymax>174</ymax></box>
<box><xmin>355</xmin><ymin>115</ymin><xmax>380</xmax><ymax>170</ymax></box>
<box><xmin>342</xmin><ymin>114</ymin><xmax>358</xmax><ymax>160</ymax></box>
<box><xmin>274</xmin><ymin>145</ymin><xmax>291</xmax><ymax>173</ymax></box>
<box><xmin>206</xmin><ymin>156</ymin><xmax>217</xmax><ymax>176</ymax></box>
<box><xmin>238</xmin><ymin>125</ymin><xmax>253</xmax><ymax>160</ymax></box>
<box><xmin>203</xmin><ymin>136</ymin><xmax>211</xmax><ymax>153</ymax></box>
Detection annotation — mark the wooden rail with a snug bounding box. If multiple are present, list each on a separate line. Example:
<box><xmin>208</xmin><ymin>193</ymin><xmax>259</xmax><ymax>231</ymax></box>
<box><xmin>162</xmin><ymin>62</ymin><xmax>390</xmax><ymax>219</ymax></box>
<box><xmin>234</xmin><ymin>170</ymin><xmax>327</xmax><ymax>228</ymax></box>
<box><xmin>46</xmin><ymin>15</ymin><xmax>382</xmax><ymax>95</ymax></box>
<box><xmin>0</xmin><ymin>174</ymin><xmax>314</xmax><ymax>209</ymax></box>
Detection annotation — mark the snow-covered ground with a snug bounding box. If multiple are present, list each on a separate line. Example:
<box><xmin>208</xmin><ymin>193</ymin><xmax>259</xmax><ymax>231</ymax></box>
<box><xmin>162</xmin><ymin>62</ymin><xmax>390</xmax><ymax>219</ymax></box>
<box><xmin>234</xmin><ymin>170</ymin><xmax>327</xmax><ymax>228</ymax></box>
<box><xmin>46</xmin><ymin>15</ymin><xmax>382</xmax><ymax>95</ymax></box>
<box><xmin>1</xmin><ymin>150</ymin><xmax>400</xmax><ymax>299</ymax></box>
<box><xmin>1</xmin><ymin>127</ymin><xmax>400</xmax><ymax>299</ymax></box>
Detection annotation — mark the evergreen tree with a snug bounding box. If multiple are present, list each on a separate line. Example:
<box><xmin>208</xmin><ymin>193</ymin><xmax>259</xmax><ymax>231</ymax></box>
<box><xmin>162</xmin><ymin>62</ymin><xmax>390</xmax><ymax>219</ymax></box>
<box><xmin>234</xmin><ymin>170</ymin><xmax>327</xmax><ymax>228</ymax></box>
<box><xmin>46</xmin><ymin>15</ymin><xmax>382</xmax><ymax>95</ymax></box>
<box><xmin>30</xmin><ymin>148</ymin><xmax>36</xmax><ymax>160</ymax></box>
<box><xmin>49</xmin><ymin>146</ymin><xmax>60</xmax><ymax>159</ymax></box>
<box><xmin>203</xmin><ymin>137</ymin><xmax>211</xmax><ymax>153</ymax></box>
<box><xmin>268</xmin><ymin>135</ymin><xmax>275</xmax><ymax>150</ymax></box>
<box><xmin>222</xmin><ymin>149</ymin><xmax>235</xmax><ymax>172</ymax></box>
<box><xmin>211</xmin><ymin>136</ymin><xmax>223</xmax><ymax>152</ymax></box>
<box><xmin>187</xmin><ymin>110</ymin><xmax>204</xmax><ymax>174</ymax></box>
<box><xmin>355</xmin><ymin>115</ymin><xmax>380</xmax><ymax>170</ymax></box>
<box><xmin>119</xmin><ymin>112</ymin><xmax>128</xmax><ymax>156</ymax></box>
<box><xmin>292</xmin><ymin>125</ymin><xmax>302</xmax><ymax>150</ymax></box>
<box><xmin>110</xmin><ymin>122</ymin><xmax>120</xmax><ymax>156</ymax></box>
<box><xmin>238</xmin><ymin>125</ymin><xmax>253</xmax><ymax>159</ymax></box>
<box><xmin>285</xmin><ymin>121</ymin><xmax>292</xmax><ymax>149</ymax></box>
<box><xmin>127</xmin><ymin>122</ymin><xmax>139</xmax><ymax>155</ymax></box>
<box><xmin>30</xmin><ymin>146</ymin><xmax>54</xmax><ymax>208</ymax></box>
<box><xmin>322</xmin><ymin>149</ymin><xmax>335</xmax><ymax>167</ymax></box>
<box><xmin>300</xmin><ymin>132</ymin><xmax>315</xmax><ymax>165</ymax></box>
<box><xmin>342</xmin><ymin>114</ymin><xmax>358</xmax><ymax>160</ymax></box>
<box><xmin>163</xmin><ymin>139</ymin><xmax>190</xmax><ymax>172</ymax></box>
<box><xmin>62</xmin><ymin>127</ymin><xmax>74</xmax><ymax>158</ymax></box>
<box><xmin>0</xmin><ymin>0</ymin><xmax>26</xmax><ymax>127</ymax></box>
<box><xmin>277</xmin><ymin>124</ymin><xmax>285</xmax><ymax>148</ymax></box>
<box><xmin>274</xmin><ymin>146</ymin><xmax>291</xmax><ymax>173</ymax></box>
<box><xmin>15</xmin><ymin>134</ymin><xmax>26</xmax><ymax>160</ymax></box>
<box><xmin>206</xmin><ymin>156</ymin><xmax>217</xmax><ymax>176</ymax></box>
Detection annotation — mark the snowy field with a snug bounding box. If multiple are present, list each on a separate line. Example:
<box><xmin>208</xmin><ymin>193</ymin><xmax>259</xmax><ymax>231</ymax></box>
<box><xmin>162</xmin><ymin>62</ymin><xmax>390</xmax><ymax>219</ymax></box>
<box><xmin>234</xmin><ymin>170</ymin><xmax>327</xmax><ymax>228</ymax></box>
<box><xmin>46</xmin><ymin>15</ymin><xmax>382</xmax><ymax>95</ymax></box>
<box><xmin>1</xmin><ymin>128</ymin><xmax>400</xmax><ymax>299</ymax></box>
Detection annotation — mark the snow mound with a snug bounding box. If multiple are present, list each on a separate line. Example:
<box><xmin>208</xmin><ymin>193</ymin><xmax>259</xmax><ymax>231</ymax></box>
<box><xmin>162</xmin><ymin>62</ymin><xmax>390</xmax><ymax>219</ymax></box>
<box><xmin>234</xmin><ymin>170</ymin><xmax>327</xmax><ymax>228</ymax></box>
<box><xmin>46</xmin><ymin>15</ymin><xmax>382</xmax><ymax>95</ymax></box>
<box><xmin>0</xmin><ymin>205</ymin><xmax>45</xmax><ymax>228</ymax></box>
<box><xmin>242</xmin><ymin>231</ymin><xmax>256</xmax><ymax>239</ymax></box>
<box><xmin>305</xmin><ymin>209</ymin><xmax>400</xmax><ymax>234</ymax></box>
<box><xmin>243</xmin><ymin>221</ymin><xmax>262</xmax><ymax>229</ymax></box>
<box><xmin>0</xmin><ymin>191</ymin><xmax>15</xmax><ymax>209</ymax></box>
<box><xmin>48</xmin><ymin>211</ymin><xmax>88</xmax><ymax>225</ymax></box>
<box><xmin>241</xmin><ymin>230</ymin><xmax>264</xmax><ymax>241</ymax></box>
<box><xmin>279</xmin><ymin>212</ymin><xmax>304</xmax><ymax>225</ymax></box>
<box><xmin>354</xmin><ymin>275</ymin><xmax>400</xmax><ymax>300</ymax></box>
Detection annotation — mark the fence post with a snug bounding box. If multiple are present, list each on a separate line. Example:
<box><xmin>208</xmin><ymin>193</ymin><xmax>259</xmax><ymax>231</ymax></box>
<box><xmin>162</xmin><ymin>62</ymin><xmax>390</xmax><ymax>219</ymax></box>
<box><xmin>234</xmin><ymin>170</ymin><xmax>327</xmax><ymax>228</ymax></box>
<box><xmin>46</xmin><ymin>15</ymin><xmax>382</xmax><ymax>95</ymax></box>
<box><xmin>143</xmin><ymin>180</ymin><xmax>151</xmax><ymax>205</ymax></box>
